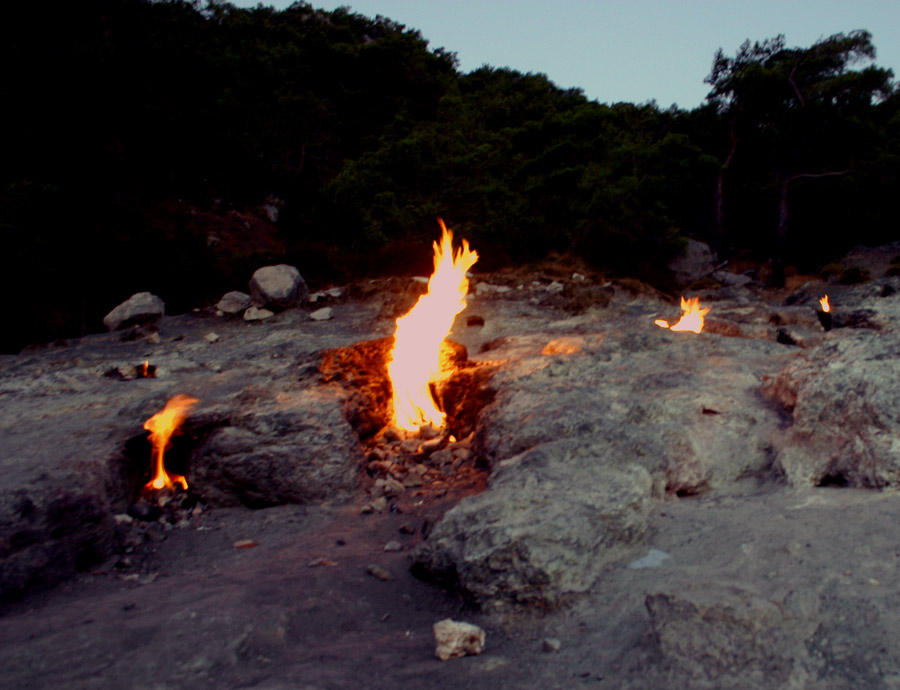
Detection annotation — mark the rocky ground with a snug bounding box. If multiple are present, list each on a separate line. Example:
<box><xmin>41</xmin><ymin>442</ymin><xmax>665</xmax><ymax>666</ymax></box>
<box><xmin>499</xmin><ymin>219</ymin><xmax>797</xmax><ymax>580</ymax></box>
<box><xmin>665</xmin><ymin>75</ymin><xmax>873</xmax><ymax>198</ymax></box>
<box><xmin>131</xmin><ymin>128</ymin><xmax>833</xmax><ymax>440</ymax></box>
<box><xmin>2</xmin><ymin>246</ymin><xmax>900</xmax><ymax>690</ymax></box>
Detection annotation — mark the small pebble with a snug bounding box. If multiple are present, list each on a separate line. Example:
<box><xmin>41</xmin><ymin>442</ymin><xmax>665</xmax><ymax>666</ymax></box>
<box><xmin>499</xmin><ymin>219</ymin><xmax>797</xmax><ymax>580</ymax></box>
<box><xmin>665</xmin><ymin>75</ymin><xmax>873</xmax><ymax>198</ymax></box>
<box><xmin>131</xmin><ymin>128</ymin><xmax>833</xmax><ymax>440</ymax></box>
<box><xmin>543</xmin><ymin>638</ymin><xmax>562</xmax><ymax>653</ymax></box>
<box><xmin>309</xmin><ymin>307</ymin><xmax>333</xmax><ymax>321</ymax></box>
<box><xmin>367</xmin><ymin>564</ymin><xmax>394</xmax><ymax>581</ymax></box>
<box><xmin>308</xmin><ymin>557</ymin><xmax>338</xmax><ymax>567</ymax></box>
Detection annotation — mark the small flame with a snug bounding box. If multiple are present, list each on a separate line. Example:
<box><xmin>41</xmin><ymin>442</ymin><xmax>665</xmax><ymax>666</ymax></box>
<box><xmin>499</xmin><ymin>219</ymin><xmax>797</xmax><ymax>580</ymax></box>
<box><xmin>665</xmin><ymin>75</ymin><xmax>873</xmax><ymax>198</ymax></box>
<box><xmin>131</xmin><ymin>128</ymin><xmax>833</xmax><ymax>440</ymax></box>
<box><xmin>142</xmin><ymin>360</ymin><xmax>150</xmax><ymax>377</ymax></box>
<box><xmin>655</xmin><ymin>297</ymin><xmax>709</xmax><ymax>334</ymax></box>
<box><xmin>387</xmin><ymin>219</ymin><xmax>478</xmax><ymax>431</ymax></box>
<box><xmin>143</xmin><ymin>394</ymin><xmax>198</xmax><ymax>491</ymax></box>
<box><xmin>819</xmin><ymin>295</ymin><xmax>830</xmax><ymax>312</ymax></box>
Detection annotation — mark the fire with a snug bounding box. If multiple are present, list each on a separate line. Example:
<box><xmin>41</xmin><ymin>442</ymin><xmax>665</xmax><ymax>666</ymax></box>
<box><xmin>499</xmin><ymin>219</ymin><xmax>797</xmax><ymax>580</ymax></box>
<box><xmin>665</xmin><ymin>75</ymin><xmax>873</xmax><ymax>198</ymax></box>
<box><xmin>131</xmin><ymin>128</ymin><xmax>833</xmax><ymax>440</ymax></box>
<box><xmin>655</xmin><ymin>296</ymin><xmax>710</xmax><ymax>334</ymax></box>
<box><xmin>143</xmin><ymin>394</ymin><xmax>198</xmax><ymax>491</ymax></box>
<box><xmin>387</xmin><ymin>219</ymin><xmax>478</xmax><ymax>431</ymax></box>
<box><xmin>819</xmin><ymin>295</ymin><xmax>830</xmax><ymax>312</ymax></box>
<box><xmin>142</xmin><ymin>360</ymin><xmax>150</xmax><ymax>377</ymax></box>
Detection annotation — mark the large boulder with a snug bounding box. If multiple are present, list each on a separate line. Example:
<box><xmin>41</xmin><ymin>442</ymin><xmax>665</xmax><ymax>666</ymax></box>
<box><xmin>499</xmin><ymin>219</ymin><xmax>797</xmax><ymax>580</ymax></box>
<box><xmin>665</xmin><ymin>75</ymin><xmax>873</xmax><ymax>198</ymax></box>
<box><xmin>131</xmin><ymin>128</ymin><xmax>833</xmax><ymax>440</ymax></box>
<box><xmin>102</xmin><ymin>292</ymin><xmax>165</xmax><ymax>331</ymax></box>
<box><xmin>669</xmin><ymin>238</ymin><xmax>716</xmax><ymax>287</ymax></box>
<box><xmin>414</xmin><ymin>442</ymin><xmax>652</xmax><ymax>609</ymax></box>
<box><xmin>249</xmin><ymin>265</ymin><xmax>308</xmax><ymax>310</ymax></box>
<box><xmin>765</xmin><ymin>329</ymin><xmax>900</xmax><ymax>487</ymax></box>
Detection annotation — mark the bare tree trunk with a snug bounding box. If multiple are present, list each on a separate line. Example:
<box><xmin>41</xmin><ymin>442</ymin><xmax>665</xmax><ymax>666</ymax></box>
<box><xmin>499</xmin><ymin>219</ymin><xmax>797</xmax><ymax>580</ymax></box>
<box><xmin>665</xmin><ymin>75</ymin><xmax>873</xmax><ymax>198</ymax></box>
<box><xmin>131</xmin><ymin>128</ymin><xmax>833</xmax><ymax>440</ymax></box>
<box><xmin>715</xmin><ymin>117</ymin><xmax>738</xmax><ymax>244</ymax></box>
<box><xmin>770</xmin><ymin>169</ymin><xmax>849</xmax><ymax>287</ymax></box>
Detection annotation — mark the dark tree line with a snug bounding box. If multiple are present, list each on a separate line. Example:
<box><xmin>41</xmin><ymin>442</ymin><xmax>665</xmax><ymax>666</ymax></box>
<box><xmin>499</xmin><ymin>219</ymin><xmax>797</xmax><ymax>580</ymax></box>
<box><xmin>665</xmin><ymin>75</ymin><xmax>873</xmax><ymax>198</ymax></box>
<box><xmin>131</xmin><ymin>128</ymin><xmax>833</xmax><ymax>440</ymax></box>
<box><xmin>1</xmin><ymin>0</ymin><xmax>897</xmax><ymax>352</ymax></box>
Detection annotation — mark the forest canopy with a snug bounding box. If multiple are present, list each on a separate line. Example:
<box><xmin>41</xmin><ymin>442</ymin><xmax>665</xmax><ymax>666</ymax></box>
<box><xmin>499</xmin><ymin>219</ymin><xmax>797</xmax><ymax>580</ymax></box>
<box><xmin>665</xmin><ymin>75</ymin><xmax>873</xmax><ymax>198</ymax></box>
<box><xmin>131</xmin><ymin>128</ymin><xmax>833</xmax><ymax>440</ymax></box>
<box><xmin>1</xmin><ymin>0</ymin><xmax>897</xmax><ymax>352</ymax></box>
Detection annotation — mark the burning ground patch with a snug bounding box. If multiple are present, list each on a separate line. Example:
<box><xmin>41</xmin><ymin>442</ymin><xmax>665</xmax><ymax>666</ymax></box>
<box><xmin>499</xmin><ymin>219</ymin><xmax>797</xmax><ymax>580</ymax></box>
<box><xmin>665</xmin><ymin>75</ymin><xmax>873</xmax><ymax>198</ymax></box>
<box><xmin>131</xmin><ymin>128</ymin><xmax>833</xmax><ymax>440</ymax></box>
<box><xmin>318</xmin><ymin>336</ymin><xmax>497</xmax><ymax>506</ymax></box>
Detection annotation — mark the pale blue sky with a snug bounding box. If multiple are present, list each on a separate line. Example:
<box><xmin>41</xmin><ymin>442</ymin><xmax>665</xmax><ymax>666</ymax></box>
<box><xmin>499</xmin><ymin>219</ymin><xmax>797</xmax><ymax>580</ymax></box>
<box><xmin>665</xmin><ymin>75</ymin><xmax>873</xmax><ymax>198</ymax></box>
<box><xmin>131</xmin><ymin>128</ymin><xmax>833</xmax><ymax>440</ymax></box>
<box><xmin>229</xmin><ymin>0</ymin><xmax>900</xmax><ymax>109</ymax></box>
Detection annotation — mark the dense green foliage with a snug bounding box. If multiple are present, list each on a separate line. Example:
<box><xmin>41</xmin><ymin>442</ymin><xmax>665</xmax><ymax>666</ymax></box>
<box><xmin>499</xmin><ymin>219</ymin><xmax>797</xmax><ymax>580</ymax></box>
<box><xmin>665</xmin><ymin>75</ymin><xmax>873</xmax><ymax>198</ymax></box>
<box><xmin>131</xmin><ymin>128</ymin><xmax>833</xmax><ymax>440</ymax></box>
<box><xmin>1</xmin><ymin>0</ymin><xmax>897</xmax><ymax>351</ymax></box>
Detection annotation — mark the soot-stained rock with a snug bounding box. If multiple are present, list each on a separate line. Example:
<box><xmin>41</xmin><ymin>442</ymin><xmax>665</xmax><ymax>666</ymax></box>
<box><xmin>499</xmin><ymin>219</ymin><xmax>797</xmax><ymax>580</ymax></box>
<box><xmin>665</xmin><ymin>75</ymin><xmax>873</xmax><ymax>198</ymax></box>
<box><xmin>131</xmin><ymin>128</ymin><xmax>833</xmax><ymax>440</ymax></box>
<box><xmin>319</xmin><ymin>337</ymin><xmax>393</xmax><ymax>438</ymax></box>
<box><xmin>414</xmin><ymin>443</ymin><xmax>652</xmax><ymax>609</ymax></box>
<box><xmin>765</xmin><ymin>329</ymin><xmax>900</xmax><ymax>487</ymax></box>
<box><xmin>319</xmin><ymin>337</ymin><xmax>469</xmax><ymax>439</ymax></box>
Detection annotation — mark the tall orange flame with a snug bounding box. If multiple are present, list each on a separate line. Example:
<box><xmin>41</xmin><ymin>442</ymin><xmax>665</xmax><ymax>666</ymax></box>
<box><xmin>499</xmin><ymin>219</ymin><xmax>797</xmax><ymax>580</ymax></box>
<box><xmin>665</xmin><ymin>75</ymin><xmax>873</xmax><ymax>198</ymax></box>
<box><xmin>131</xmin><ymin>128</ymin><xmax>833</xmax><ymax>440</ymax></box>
<box><xmin>655</xmin><ymin>296</ymin><xmax>709</xmax><ymax>334</ymax></box>
<box><xmin>143</xmin><ymin>394</ymin><xmax>198</xmax><ymax>491</ymax></box>
<box><xmin>819</xmin><ymin>295</ymin><xmax>830</xmax><ymax>312</ymax></box>
<box><xmin>387</xmin><ymin>219</ymin><xmax>478</xmax><ymax>431</ymax></box>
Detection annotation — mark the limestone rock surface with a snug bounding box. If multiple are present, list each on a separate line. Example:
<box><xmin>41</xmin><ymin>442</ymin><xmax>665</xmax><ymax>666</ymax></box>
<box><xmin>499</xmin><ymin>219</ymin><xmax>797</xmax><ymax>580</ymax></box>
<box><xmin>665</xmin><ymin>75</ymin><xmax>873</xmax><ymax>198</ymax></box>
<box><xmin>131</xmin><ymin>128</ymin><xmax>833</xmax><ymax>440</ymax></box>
<box><xmin>765</xmin><ymin>329</ymin><xmax>900</xmax><ymax>487</ymax></box>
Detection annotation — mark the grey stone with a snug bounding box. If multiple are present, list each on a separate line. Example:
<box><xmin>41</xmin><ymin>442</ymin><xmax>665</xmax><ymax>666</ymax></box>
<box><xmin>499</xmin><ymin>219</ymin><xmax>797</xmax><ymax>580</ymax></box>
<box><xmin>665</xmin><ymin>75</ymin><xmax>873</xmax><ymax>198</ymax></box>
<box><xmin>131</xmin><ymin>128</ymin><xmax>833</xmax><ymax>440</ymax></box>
<box><xmin>309</xmin><ymin>307</ymin><xmax>333</xmax><ymax>321</ymax></box>
<box><xmin>542</xmin><ymin>638</ymin><xmax>562</xmax><ymax>653</ymax></box>
<box><xmin>217</xmin><ymin>291</ymin><xmax>252</xmax><ymax>315</ymax></box>
<box><xmin>475</xmin><ymin>282</ymin><xmax>512</xmax><ymax>296</ymax></box>
<box><xmin>433</xmin><ymin>619</ymin><xmax>485</xmax><ymax>661</ymax></box>
<box><xmin>102</xmin><ymin>292</ymin><xmax>164</xmax><ymax>331</ymax></box>
<box><xmin>249</xmin><ymin>264</ymin><xmax>308</xmax><ymax>310</ymax></box>
<box><xmin>243</xmin><ymin>306</ymin><xmax>274</xmax><ymax>321</ymax></box>
<box><xmin>669</xmin><ymin>238</ymin><xmax>715</xmax><ymax>286</ymax></box>
<box><xmin>713</xmin><ymin>270</ymin><xmax>752</xmax><ymax>288</ymax></box>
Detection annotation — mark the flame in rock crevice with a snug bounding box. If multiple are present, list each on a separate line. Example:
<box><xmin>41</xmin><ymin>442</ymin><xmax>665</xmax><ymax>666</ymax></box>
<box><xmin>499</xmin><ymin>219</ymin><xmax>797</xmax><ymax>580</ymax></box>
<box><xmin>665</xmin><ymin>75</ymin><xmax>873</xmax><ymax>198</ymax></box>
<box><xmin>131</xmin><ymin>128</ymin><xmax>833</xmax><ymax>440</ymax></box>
<box><xmin>819</xmin><ymin>295</ymin><xmax>831</xmax><ymax>312</ymax></box>
<box><xmin>656</xmin><ymin>297</ymin><xmax>709</xmax><ymax>334</ymax></box>
<box><xmin>143</xmin><ymin>394</ymin><xmax>198</xmax><ymax>491</ymax></box>
<box><xmin>387</xmin><ymin>219</ymin><xmax>478</xmax><ymax>431</ymax></box>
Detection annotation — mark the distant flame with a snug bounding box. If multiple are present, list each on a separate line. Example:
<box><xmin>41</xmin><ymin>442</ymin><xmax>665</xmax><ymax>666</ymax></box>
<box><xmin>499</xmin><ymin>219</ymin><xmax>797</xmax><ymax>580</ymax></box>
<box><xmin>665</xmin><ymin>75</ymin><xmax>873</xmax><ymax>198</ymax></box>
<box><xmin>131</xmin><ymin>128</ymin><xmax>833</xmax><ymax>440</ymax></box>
<box><xmin>819</xmin><ymin>295</ymin><xmax>830</xmax><ymax>312</ymax></box>
<box><xmin>655</xmin><ymin>297</ymin><xmax>709</xmax><ymax>334</ymax></box>
<box><xmin>142</xmin><ymin>360</ymin><xmax>150</xmax><ymax>377</ymax></box>
<box><xmin>387</xmin><ymin>219</ymin><xmax>478</xmax><ymax>431</ymax></box>
<box><xmin>143</xmin><ymin>394</ymin><xmax>197</xmax><ymax>491</ymax></box>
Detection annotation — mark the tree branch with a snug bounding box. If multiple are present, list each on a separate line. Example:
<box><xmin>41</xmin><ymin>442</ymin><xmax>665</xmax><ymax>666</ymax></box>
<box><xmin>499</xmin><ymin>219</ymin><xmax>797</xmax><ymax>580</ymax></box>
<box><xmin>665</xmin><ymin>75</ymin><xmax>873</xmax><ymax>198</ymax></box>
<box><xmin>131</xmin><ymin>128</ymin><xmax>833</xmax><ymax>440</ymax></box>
<box><xmin>789</xmin><ymin>170</ymin><xmax>850</xmax><ymax>182</ymax></box>
<box><xmin>788</xmin><ymin>63</ymin><xmax>806</xmax><ymax>107</ymax></box>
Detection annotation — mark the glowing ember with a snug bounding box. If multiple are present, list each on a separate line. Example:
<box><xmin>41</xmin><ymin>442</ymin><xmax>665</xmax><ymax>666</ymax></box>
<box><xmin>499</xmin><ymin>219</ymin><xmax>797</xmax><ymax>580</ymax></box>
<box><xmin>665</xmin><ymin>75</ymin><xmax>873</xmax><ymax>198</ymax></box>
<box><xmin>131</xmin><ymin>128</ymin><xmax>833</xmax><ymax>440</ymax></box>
<box><xmin>819</xmin><ymin>295</ymin><xmax>831</xmax><ymax>312</ymax></box>
<box><xmin>655</xmin><ymin>297</ymin><xmax>710</xmax><ymax>334</ymax></box>
<box><xmin>143</xmin><ymin>394</ymin><xmax>198</xmax><ymax>491</ymax></box>
<box><xmin>387</xmin><ymin>219</ymin><xmax>478</xmax><ymax>432</ymax></box>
